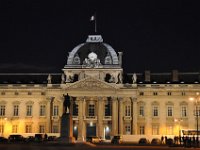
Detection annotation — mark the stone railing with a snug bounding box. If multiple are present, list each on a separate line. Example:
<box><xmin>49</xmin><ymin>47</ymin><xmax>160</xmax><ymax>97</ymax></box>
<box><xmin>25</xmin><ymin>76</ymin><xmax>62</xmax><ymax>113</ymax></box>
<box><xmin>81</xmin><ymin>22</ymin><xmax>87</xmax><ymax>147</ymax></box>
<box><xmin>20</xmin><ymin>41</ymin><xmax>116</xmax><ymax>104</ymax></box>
<box><xmin>84</xmin><ymin>116</ymin><xmax>97</xmax><ymax>120</ymax></box>
<box><xmin>103</xmin><ymin>116</ymin><xmax>112</xmax><ymax>120</ymax></box>
<box><xmin>123</xmin><ymin>116</ymin><xmax>132</xmax><ymax>120</ymax></box>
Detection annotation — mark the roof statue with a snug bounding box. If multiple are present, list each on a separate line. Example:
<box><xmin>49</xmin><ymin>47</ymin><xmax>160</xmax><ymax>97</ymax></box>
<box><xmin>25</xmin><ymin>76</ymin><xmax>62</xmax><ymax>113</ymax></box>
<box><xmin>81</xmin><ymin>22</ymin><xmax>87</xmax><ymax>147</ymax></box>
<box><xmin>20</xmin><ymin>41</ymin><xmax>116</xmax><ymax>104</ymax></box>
<box><xmin>47</xmin><ymin>74</ymin><xmax>52</xmax><ymax>84</ymax></box>
<box><xmin>132</xmin><ymin>73</ymin><xmax>137</xmax><ymax>84</ymax></box>
<box><xmin>61</xmin><ymin>74</ymin><xmax>65</xmax><ymax>84</ymax></box>
<box><xmin>83</xmin><ymin>52</ymin><xmax>101</xmax><ymax>68</ymax></box>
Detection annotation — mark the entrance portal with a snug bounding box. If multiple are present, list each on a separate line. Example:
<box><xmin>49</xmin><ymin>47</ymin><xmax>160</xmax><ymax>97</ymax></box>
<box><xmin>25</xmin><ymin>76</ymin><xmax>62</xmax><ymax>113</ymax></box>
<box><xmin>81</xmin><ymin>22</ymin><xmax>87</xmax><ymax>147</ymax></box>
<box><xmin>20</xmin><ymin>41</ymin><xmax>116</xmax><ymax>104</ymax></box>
<box><xmin>86</xmin><ymin>123</ymin><xmax>96</xmax><ymax>137</ymax></box>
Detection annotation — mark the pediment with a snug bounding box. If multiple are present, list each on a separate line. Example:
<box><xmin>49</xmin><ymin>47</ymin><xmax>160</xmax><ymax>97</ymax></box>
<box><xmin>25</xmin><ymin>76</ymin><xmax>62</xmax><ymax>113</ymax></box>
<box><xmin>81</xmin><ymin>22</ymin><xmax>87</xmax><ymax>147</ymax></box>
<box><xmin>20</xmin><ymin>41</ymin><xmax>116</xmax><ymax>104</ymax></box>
<box><xmin>65</xmin><ymin>77</ymin><xmax>117</xmax><ymax>90</ymax></box>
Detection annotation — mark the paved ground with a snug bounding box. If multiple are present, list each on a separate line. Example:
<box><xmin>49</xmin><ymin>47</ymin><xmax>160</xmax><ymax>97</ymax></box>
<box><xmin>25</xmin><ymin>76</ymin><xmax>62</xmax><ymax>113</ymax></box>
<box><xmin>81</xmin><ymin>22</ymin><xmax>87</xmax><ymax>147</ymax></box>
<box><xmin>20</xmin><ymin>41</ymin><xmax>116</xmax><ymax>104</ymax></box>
<box><xmin>1</xmin><ymin>142</ymin><xmax>200</xmax><ymax>150</ymax></box>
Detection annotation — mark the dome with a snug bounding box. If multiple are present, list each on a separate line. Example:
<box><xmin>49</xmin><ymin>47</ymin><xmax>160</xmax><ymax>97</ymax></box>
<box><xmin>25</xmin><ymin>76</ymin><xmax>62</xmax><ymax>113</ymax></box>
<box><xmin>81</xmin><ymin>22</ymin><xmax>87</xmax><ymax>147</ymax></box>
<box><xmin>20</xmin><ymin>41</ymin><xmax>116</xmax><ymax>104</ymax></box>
<box><xmin>66</xmin><ymin>35</ymin><xmax>119</xmax><ymax>66</ymax></box>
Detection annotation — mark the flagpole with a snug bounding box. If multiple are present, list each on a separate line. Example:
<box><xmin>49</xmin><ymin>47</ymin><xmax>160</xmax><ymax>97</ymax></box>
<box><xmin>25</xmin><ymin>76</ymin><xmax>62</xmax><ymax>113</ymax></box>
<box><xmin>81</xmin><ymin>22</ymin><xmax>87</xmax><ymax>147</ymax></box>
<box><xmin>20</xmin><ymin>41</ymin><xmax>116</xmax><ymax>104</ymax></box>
<box><xmin>95</xmin><ymin>13</ymin><xmax>97</xmax><ymax>33</ymax></box>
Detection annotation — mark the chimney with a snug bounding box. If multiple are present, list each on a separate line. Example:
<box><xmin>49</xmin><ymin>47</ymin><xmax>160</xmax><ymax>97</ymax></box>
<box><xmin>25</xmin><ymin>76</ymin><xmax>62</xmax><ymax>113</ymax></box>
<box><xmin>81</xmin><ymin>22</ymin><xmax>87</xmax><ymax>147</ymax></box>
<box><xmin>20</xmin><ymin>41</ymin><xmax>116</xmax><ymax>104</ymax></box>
<box><xmin>172</xmin><ymin>70</ymin><xmax>179</xmax><ymax>82</ymax></box>
<box><xmin>145</xmin><ymin>70</ymin><xmax>151</xmax><ymax>82</ymax></box>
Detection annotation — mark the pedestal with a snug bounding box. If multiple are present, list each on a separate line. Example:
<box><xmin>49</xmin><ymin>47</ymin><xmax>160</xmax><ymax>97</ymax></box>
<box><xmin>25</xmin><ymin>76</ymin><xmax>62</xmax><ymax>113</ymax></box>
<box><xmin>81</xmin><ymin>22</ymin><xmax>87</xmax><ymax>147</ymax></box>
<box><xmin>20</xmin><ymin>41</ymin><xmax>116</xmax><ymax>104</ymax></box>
<box><xmin>58</xmin><ymin>113</ymin><xmax>75</xmax><ymax>143</ymax></box>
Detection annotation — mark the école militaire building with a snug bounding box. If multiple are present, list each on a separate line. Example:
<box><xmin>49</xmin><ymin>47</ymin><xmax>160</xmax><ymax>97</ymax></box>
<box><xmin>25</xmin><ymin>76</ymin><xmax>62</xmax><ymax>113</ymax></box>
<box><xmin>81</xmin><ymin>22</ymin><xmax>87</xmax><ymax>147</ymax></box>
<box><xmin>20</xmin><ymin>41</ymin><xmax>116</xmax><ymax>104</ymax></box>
<box><xmin>0</xmin><ymin>34</ymin><xmax>200</xmax><ymax>141</ymax></box>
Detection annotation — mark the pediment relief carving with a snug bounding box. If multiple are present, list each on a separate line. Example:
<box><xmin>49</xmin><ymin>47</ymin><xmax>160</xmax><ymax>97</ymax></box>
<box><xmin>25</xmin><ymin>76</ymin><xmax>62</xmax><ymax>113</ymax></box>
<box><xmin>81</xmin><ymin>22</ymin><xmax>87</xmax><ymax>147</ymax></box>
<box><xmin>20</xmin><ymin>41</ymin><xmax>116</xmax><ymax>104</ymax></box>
<box><xmin>66</xmin><ymin>77</ymin><xmax>117</xmax><ymax>90</ymax></box>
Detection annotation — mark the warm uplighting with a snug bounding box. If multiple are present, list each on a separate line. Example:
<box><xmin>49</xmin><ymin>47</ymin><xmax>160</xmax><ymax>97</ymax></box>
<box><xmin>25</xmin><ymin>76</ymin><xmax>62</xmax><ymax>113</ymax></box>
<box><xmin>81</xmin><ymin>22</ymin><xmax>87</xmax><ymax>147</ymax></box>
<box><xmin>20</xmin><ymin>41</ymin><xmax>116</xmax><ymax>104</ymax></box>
<box><xmin>189</xmin><ymin>92</ymin><xmax>200</xmax><ymax>147</ymax></box>
<box><xmin>74</xmin><ymin>126</ymin><xmax>77</xmax><ymax>130</ymax></box>
<box><xmin>89</xmin><ymin>122</ymin><xmax>93</xmax><ymax>127</ymax></box>
<box><xmin>105</xmin><ymin>126</ymin><xmax>110</xmax><ymax>132</ymax></box>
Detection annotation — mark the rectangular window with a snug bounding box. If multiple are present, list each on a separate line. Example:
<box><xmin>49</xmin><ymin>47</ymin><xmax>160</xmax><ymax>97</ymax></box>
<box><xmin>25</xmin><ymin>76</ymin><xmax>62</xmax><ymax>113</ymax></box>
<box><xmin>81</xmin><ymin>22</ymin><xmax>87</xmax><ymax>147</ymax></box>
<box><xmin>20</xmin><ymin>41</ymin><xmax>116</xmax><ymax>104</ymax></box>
<box><xmin>167</xmin><ymin>106</ymin><xmax>173</xmax><ymax>117</ymax></box>
<box><xmin>73</xmin><ymin>103</ymin><xmax>78</xmax><ymax>116</ymax></box>
<box><xmin>181</xmin><ymin>106</ymin><xmax>187</xmax><ymax>117</ymax></box>
<box><xmin>153</xmin><ymin>92</ymin><xmax>158</xmax><ymax>96</ymax></box>
<box><xmin>153</xmin><ymin>106</ymin><xmax>158</xmax><ymax>117</ymax></box>
<box><xmin>25</xmin><ymin>125</ymin><xmax>32</xmax><ymax>133</ymax></box>
<box><xmin>0</xmin><ymin>125</ymin><xmax>4</xmax><ymax>134</ymax></box>
<box><xmin>125</xmin><ymin>125</ymin><xmax>131</xmax><ymax>135</ymax></box>
<box><xmin>139</xmin><ymin>126</ymin><xmax>145</xmax><ymax>135</ymax></box>
<box><xmin>139</xmin><ymin>106</ymin><xmax>144</xmax><ymax>116</ymax></box>
<box><xmin>52</xmin><ymin>125</ymin><xmax>59</xmax><ymax>133</ymax></box>
<box><xmin>0</xmin><ymin>105</ymin><xmax>5</xmax><ymax>116</ymax></box>
<box><xmin>88</xmin><ymin>104</ymin><xmax>95</xmax><ymax>116</ymax></box>
<box><xmin>53</xmin><ymin>105</ymin><xmax>59</xmax><ymax>116</ymax></box>
<box><xmin>13</xmin><ymin>105</ymin><xmax>19</xmax><ymax>116</ymax></box>
<box><xmin>39</xmin><ymin>125</ymin><xmax>45</xmax><ymax>133</ymax></box>
<box><xmin>182</xmin><ymin>92</ymin><xmax>186</xmax><ymax>96</ymax></box>
<box><xmin>125</xmin><ymin>105</ymin><xmax>131</xmax><ymax>116</ymax></box>
<box><xmin>12</xmin><ymin>125</ymin><xmax>18</xmax><ymax>133</ymax></box>
<box><xmin>167</xmin><ymin>92</ymin><xmax>172</xmax><ymax>96</ymax></box>
<box><xmin>105</xmin><ymin>102</ymin><xmax>111</xmax><ymax>116</ymax></box>
<box><xmin>26</xmin><ymin>105</ymin><xmax>32</xmax><ymax>116</ymax></box>
<box><xmin>40</xmin><ymin>105</ymin><xmax>46</xmax><ymax>116</ymax></box>
<box><xmin>195</xmin><ymin>106</ymin><xmax>200</xmax><ymax>116</ymax></box>
<box><xmin>166</xmin><ymin>125</ymin><xmax>173</xmax><ymax>135</ymax></box>
<box><xmin>139</xmin><ymin>92</ymin><xmax>144</xmax><ymax>96</ymax></box>
<box><xmin>152</xmin><ymin>125</ymin><xmax>159</xmax><ymax>135</ymax></box>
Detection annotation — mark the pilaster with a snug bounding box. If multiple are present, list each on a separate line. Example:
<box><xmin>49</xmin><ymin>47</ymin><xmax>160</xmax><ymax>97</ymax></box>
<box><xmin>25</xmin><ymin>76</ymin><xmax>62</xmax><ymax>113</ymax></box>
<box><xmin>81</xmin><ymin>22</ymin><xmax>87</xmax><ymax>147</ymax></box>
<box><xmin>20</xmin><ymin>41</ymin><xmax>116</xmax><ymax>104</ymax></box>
<box><xmin>112</xmin><ymin>97</ymin><xmax>118</xmax><ymax>136</ymax></box>
<box><xmin>119</xmin><ymin>97</ymin><xmax>123</xmax><ymax>134</ymax></box>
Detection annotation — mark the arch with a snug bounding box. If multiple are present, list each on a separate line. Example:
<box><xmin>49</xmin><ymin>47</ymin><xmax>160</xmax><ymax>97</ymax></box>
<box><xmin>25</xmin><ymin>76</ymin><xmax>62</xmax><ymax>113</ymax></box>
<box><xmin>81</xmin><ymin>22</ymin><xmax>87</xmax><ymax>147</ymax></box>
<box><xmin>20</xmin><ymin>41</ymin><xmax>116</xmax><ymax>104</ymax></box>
<box><xmin>137</xmin><ymin>101</ymin><xmax>145</xmax><ymax>105</ymax></box>
<box><xmin>151</xmin><ymin>101</ymin><xmax>159</xmax><ymax>105</ymax></box>
<box><xmin>67</xmin><ymin>43</ymin><xmax>85</xmax><ymax>65</ymax></box>
<box><xmin>12</xmin><ymin>101</ymin><xmax>21</xmax><ymax>105</ymax></box>
<box><xmin>165</xmin><ymin>101</ymin><xmax>174</xmax><ymax>105</ymax></box>
<box><xmin>180</xmin><ymin>101</ymin><xmax>188</xmax><ymax>105</ymax></box>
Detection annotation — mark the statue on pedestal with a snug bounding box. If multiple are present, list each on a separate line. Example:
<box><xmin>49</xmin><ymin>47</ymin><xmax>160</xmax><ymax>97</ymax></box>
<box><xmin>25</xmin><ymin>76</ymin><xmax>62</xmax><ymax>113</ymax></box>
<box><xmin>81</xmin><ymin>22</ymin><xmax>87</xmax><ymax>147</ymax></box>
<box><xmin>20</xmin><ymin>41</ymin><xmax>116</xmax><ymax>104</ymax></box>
<box><xmin>63</xmin><ymin>93</ymin><xmax>71</xmax><ymax>114</ymax></box>
<box><xmin>59</xmin><ymin>93</ymin><xmax>75</xmax><ymax>143</ymax></box>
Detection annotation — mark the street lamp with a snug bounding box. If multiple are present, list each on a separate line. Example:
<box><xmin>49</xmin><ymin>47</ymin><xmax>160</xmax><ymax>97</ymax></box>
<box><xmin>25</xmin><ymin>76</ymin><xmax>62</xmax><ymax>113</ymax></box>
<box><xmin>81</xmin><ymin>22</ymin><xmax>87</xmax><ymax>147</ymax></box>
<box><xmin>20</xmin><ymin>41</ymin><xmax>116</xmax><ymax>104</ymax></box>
<box><xmin>189</xmin><ymin>92</ymin><xmax>200</xmax><ymax>147</ymax></box>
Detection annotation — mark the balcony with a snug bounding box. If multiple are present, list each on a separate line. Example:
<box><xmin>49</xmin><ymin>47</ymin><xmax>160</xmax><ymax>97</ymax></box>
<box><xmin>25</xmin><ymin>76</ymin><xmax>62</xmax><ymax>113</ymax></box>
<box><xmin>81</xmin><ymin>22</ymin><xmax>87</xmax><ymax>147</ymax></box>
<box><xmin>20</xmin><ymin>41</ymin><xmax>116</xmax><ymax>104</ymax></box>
<box><xmin>103</xmin><ymin>116</ymin><xmax>112</xmax><ymax>120</ymax></box>
<box><xmin>72</xmin><ymin>116</ymin><xmax>78</xmax><ymax>120</ymax></box>
<box><xmin>51</xmin><ymin>116</ymin><xmax>59</xmax><ymax>121</ymax></box>
<box><xmin>84</xmin><ymin>116</ymin><xmax>97</xmax><ymax>120</ymax></box>
<box><xmin>123</xmin><ymin>116</ymin><xmax>132</xmax><ymax>120</ymax></box>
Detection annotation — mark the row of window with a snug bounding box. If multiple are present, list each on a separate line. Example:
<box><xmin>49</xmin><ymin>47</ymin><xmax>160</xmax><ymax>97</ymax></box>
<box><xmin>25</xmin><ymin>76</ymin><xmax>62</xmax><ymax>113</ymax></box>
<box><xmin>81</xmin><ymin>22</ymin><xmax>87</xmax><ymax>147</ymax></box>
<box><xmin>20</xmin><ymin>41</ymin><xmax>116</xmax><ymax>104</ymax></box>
<box><xmin>138</xmin><ymin>105</ymin><xmax>188</xmax><ymax>117</ymax></box>
<box><xmin>0</xmin><ymin>105</ymin><xmax>59</xmax><ymax>117</ymax></box>
<box><xmin>0</xmin><ymin>124</ymin><xmax>59</xmax><ymax>134</ymax></box>
<box><xmin>0</xmin><ymin>91</ymin><xmax>45</xmax><ymax>95</ymax></box>
<box><xmin>0</xmin><ymin>103</ymin><xmax>192</xmax><ymax>118</ymax></box>
<box><xmin>124</xmin><ymin>125</ymin><xmax>179</xmax><ymax>135</ymax></box>
<box><xmin>124</xmin><ymin>105</ymin><xmax>188</xmax><ymax>117</ymax></box>
<box><xmin>139</xmin><ymin>91</ymin><xmax>186</xmax><ymax>96</ymax></box>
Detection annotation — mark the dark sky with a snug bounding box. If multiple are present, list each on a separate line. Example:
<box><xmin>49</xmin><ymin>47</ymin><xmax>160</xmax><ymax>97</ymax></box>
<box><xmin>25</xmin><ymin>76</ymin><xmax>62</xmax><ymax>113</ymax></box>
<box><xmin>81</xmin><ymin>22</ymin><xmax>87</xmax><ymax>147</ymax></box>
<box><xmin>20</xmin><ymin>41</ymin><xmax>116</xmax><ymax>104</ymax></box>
<box><xmin>0</xmin><ymin>0</ymin><xmax>200</xmax><ymax>73</ymax></box>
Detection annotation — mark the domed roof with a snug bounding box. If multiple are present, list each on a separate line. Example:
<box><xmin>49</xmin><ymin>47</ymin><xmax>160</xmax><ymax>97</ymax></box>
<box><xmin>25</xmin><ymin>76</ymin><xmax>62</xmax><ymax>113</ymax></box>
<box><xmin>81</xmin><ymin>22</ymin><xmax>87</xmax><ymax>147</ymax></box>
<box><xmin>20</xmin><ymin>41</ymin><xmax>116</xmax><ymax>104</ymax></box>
<box><xmin>66</xmin><ymin>35</ymin><xmax>119</xmax><ymax>67</ymax></box>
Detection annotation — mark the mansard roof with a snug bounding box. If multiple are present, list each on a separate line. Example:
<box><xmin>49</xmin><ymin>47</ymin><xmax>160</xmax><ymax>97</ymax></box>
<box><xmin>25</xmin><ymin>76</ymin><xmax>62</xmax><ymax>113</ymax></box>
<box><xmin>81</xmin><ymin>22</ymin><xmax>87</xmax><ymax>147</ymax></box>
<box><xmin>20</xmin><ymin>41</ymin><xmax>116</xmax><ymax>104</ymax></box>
<box><xmin>0</xmin><ymin>73</ymin><xmax>62</xmax><ymax>84</ymax></box>
<box><xmin>0</xmin><ymin>71</ymin><xmax>199</xmax><ymax>85</ymax></box>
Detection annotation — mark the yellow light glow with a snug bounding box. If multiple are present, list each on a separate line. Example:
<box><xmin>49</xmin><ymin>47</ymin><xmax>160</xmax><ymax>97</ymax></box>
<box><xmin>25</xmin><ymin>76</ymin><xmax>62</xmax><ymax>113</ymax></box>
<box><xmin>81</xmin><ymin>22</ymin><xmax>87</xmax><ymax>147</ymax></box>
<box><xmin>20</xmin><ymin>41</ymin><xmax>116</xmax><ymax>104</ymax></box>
<box><xmin>90</xmin><ymin>122</ymin><xmax>93</xmax><ymax>126</ymax></box>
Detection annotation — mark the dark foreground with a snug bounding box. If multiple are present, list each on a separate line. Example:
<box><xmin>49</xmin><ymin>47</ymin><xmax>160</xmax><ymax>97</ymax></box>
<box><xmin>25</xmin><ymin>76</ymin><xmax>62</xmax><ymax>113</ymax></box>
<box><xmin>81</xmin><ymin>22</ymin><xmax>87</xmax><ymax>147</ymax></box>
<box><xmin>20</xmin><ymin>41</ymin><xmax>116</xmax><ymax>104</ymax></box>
<box><xmin>1</xmin><ymin>142</ymin><xmax>200</xmax><ymax>150</ymax></box>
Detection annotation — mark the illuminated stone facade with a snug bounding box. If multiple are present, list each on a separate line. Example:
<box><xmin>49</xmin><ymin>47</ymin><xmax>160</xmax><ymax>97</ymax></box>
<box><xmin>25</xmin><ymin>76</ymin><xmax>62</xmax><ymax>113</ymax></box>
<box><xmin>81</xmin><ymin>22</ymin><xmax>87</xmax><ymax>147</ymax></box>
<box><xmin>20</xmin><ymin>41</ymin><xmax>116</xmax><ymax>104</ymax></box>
<box><xmin>0</xmin><ymin>35</ymin><xmax>200</xmax><ymax>141</ymax></box>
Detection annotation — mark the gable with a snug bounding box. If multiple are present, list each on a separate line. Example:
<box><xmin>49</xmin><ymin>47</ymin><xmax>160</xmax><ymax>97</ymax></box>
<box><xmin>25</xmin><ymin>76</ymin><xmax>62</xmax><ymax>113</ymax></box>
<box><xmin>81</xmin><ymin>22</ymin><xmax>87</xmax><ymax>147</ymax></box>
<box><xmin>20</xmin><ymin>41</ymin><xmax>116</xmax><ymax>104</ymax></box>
<box><xmin>65</xmin><ymin>77</ymin><xmax>117</xmax><ymax>91</ymax></box>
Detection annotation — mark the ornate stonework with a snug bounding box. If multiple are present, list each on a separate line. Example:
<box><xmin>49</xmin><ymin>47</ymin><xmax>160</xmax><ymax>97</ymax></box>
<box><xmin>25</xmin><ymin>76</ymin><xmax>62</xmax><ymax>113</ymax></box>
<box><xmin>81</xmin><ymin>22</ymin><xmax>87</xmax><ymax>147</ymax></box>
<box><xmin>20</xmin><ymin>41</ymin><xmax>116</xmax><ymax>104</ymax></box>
<box><xmin>66</xmin><ymin>77</ymin><xmax>117</xmax><ymax>90</ymax></box>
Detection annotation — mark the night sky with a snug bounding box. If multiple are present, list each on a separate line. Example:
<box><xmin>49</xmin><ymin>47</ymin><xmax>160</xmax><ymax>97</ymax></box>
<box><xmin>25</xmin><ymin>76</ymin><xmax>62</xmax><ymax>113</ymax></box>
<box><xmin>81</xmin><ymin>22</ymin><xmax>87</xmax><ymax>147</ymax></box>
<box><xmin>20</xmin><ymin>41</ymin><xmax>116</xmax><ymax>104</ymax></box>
<box><xmin>0</xmin><ymin>0</ymin><xmax>200</xmax><ymax>73</ymax></box>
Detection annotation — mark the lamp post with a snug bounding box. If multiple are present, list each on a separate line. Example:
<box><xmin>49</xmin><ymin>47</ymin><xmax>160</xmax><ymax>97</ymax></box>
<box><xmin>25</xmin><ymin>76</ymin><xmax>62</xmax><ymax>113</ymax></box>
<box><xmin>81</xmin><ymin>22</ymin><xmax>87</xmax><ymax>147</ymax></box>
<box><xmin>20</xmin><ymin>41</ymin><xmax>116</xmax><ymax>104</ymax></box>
<box><xmin>189</xmin><ymin>92</ymin><xmax>200</xmax><ymax>147</ymax></box>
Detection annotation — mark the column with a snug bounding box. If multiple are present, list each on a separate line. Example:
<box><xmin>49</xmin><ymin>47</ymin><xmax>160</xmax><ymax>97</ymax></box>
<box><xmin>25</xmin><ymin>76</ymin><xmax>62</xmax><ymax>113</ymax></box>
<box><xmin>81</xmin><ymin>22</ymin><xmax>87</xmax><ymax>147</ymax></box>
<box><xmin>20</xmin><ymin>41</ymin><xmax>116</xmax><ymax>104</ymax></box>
<box><xmin>112</xmin><ymin>97</ymin><xmax>118</xmax><ymax>136</ymax></box>
<box><xmin>47</xmin><ymin>96</ymin><xmax>55</xmax><ymax>133</ymax></box>
<box><xmin>132</xmin><ymin>98</ymin><xmax>137</xmax><ymax>134</ymax></box>
<box><xmin>77</xmin><ymin>97</ymin><xmax>85</xmax><ymax>141</ymax></box>
<box><xmin>97</xmin><ymin>97</ymin><xmax>104</xmax><ymax>138</ymax></box>
<box><xmin>119</xmin><ymin>97</ymin><xmax>124</xmax><ymax>134</ymax></box>
<box><xmin>82</xmin><ymin>97</ymin><xmax>86</xmax><ymax>140</ymax></box>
